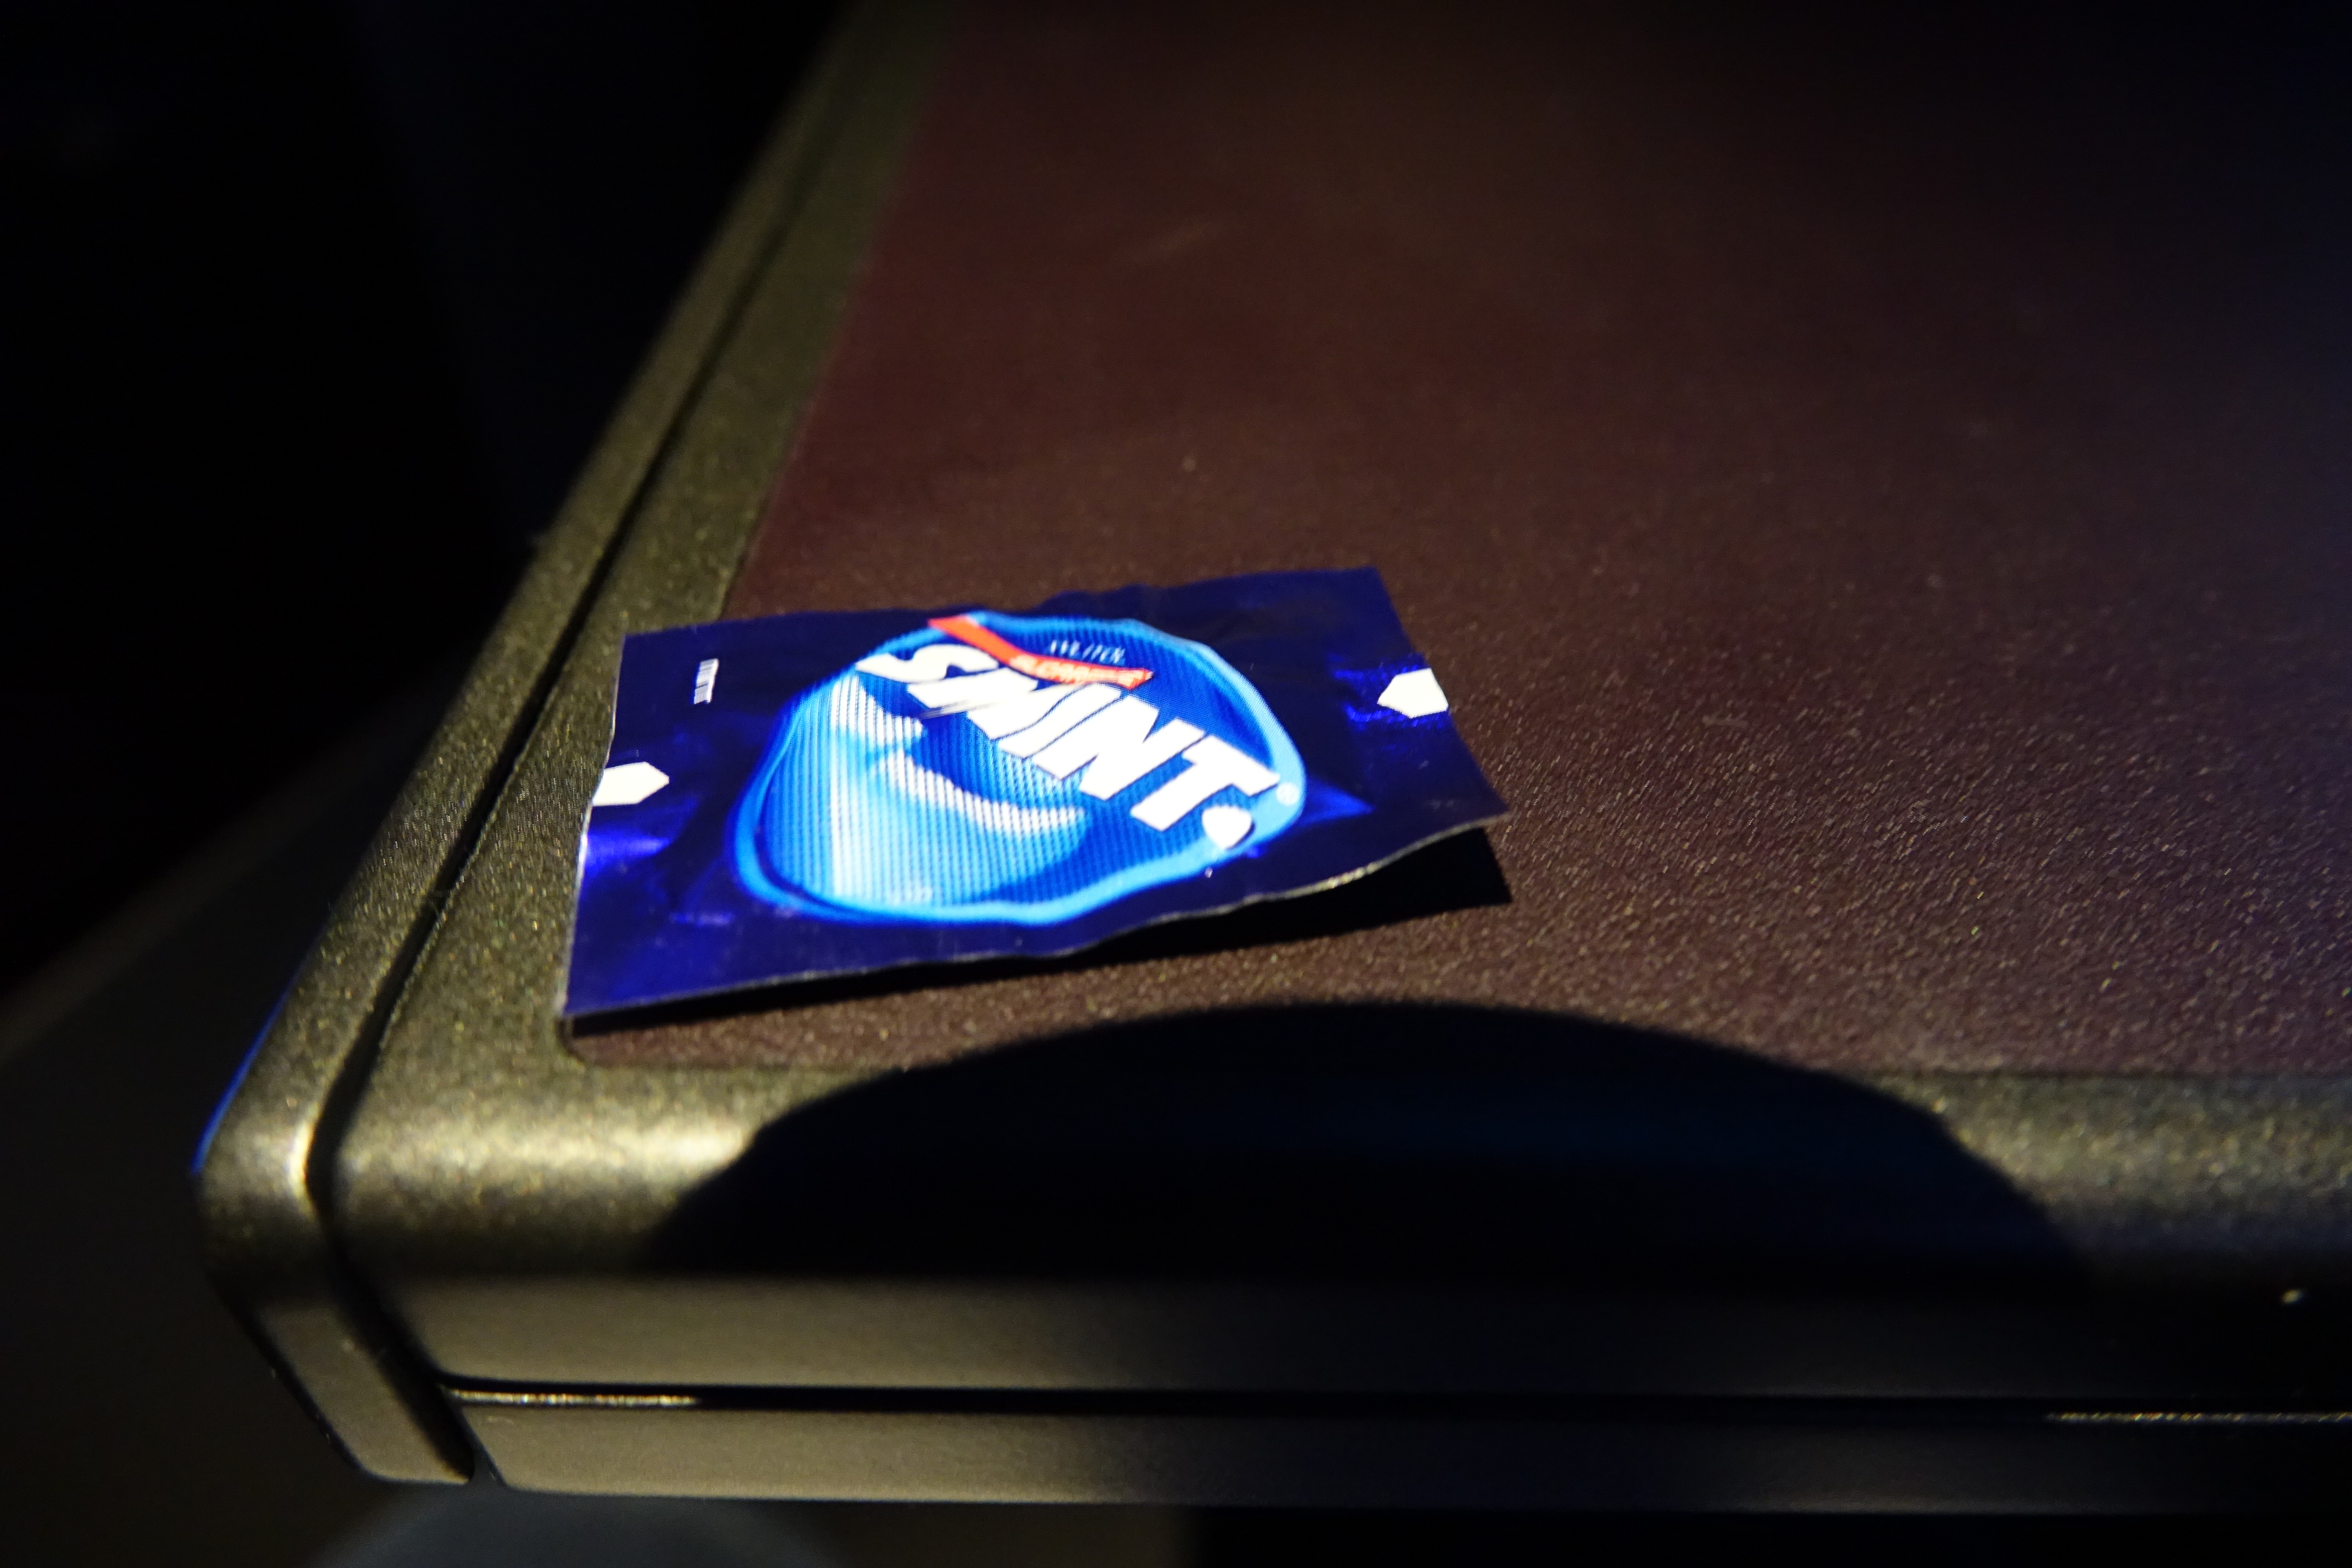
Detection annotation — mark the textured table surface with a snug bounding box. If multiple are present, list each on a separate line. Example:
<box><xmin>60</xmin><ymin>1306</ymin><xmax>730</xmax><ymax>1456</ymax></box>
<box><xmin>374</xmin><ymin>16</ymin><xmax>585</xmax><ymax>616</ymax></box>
<box><xmin>589</xmin><ymin>0</ymin><xmax>2350</xmax><ymax>1074</ymax></box>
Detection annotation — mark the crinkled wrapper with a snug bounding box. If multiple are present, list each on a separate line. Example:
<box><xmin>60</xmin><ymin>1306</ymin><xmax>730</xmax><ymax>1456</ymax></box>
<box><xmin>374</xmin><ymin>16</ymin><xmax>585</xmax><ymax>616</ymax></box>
<box><xmin>565</xmin><ymin>567</ymin><xmax>1506</xmax><ymax>1015</ymax></box>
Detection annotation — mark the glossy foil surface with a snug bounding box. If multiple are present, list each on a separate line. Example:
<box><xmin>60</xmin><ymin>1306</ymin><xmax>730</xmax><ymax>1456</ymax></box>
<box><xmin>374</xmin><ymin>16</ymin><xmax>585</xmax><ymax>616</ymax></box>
<box><xmin>569</xmin><ymin>569</ymin><xmax>1503</xmax><ymax>1013</ymax></box>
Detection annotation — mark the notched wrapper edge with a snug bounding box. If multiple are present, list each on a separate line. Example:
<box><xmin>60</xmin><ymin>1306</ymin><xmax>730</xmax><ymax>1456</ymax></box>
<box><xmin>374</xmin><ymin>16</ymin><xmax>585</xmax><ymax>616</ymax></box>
<box><xmin>563</xmin><ymin>568</ymin><xmax>1509</xmax><ymax>1019</ymax></box>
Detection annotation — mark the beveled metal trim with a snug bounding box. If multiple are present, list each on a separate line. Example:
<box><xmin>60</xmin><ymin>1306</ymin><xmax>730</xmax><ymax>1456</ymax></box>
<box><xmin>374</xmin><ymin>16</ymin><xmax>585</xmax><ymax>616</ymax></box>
<box><xmin>193</xmin><ymin>0</ymin><xmax>950</xmax><ymax>1480</ymax></box>
<box><xmin>460</xmin><ymin>1394</ymin><xmax>2352</xmax><ymax>1508</ymax></box>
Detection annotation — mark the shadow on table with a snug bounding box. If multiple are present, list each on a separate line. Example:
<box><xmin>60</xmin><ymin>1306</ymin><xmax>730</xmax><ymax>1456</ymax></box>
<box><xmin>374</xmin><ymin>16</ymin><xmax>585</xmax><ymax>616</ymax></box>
<box><xmin>651</xmin><ymin>1001</ymin><xmax>2070</xmax><ymax>1288</ymax></box>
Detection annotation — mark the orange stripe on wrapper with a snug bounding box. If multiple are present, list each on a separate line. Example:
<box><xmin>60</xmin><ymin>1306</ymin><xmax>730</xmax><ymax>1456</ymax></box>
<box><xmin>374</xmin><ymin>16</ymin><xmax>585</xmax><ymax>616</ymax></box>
<box><xmin>928</xmin><ymin>615</ymin><xmax>1155</xmax><ymax>688</ymax></box>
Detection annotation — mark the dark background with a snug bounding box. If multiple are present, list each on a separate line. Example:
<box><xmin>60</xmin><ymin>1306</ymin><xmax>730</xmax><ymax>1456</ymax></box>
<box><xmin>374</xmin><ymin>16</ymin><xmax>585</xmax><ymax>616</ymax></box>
<box><xmin>0</xmin><ymin>2</ymin><xmax>837</xmax><ymax>1562</ymax></box>
<box><xmin>0</xmin><ymin>0</ymin><xmax>834</xmax><ymax>1002</ymax></box>
<box><xmin>0</xmin><ymin>2</ymin><xmax>2347</xmax><ymax>1563</ymax></box>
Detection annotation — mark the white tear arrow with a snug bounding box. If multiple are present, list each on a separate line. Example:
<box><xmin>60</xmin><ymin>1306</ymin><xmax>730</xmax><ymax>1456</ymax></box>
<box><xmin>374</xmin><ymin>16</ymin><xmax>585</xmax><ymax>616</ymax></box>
<box><xmin>592</xmin><ymin>760</ymin><xmax>670</xmax><ymax>807</ymax></box>
<box><xmin>1376</xmin><ymin>668</ymin><xmax>1449</xmax><ymax>718</ymax></box>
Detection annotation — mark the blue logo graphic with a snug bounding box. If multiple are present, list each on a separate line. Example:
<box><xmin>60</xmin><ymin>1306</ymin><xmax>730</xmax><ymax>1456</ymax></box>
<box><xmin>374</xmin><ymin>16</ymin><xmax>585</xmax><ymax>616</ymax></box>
<box><xmin>732</xmin><ymin>612</ymin><xmax>1307</xmax><ymax>924</ymax></box>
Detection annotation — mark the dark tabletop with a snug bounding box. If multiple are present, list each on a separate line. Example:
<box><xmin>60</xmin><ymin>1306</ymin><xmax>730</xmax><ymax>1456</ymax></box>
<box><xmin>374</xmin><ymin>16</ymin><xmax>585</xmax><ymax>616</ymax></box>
<box><xmin>586</xmin><ymin>0</ymin><xmax>2350</xmax><ymax>1074</ymax></box>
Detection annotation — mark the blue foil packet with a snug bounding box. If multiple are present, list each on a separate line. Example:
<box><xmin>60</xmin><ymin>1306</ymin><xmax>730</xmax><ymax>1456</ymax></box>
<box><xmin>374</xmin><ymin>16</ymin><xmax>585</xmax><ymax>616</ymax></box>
<box><xmin>566</xmin><ymin>568</ymin><xmax>1506</xmax><ymax>1014</ymax></box>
